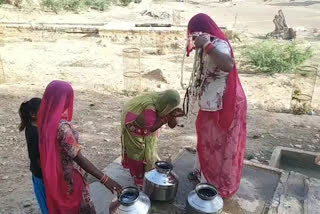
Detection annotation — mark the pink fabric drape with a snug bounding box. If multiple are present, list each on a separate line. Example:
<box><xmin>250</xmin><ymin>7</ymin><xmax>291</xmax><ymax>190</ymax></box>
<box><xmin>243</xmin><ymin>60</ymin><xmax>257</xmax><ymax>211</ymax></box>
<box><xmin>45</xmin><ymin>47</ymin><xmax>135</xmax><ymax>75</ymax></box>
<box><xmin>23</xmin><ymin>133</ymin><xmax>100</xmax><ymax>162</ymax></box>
<box><xmin>122</xmin><ymin>153</ymin><xmax>145</xmax><ymax>186</ymax></box>
<box><xmin>38</xmin><ymin>80</ymin><xmax>84</xmax><ymax>213</ymax></box>
<box><xmin>187</xmin><ymin>13</ymin><xmax>247</xmax><ymax>197</ymax></box>
<box><xmin>122</xmin><ymin>109</ymin><xmax>157</xmax><ymax>186</ymax></box>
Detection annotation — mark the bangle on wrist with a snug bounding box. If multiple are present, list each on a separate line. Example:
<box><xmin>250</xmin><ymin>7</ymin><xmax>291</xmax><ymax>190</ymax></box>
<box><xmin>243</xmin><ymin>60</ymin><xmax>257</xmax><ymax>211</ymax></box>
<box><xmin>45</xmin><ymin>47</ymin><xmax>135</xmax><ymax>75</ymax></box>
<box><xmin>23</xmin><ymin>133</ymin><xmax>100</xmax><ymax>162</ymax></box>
<box><xmin>202</xmin><ymin>41</ymin><xmax>211</xmax><ymax>49</ymax></box>
<box><xmin>204</xmin><ymin>43</ymin><xmax>214</xmax><ymax>54</ymax></box>
<box><xmin>100</xmin><ymin>174</ymin><xmax>109</xmax><ymax>184</ymax></box>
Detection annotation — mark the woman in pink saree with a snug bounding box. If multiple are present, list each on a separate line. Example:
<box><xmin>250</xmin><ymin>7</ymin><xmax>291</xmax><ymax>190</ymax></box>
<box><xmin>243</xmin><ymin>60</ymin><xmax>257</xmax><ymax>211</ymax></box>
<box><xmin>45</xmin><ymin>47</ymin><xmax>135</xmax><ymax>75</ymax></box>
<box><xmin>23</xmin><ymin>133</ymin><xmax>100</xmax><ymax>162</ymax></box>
<box><xmin>185</xmin><ymin>13</ymin><xmax>247</xmax><ymax>198</ymax></box>
<box><xmin>37</xmin><ymin>80</ymin><xmax>122</xmax><ymax>213</ymax></box>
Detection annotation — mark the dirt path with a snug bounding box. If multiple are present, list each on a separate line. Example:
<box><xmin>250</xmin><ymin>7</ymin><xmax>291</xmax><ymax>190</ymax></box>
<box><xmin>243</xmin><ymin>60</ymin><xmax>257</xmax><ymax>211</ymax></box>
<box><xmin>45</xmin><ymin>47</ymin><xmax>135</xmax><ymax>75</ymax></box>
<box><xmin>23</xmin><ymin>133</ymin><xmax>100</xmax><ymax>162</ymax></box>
<box><xmin>0</xmin><ymin>85</ymin><xmax>320</xmax><ymax>213</ymax></box>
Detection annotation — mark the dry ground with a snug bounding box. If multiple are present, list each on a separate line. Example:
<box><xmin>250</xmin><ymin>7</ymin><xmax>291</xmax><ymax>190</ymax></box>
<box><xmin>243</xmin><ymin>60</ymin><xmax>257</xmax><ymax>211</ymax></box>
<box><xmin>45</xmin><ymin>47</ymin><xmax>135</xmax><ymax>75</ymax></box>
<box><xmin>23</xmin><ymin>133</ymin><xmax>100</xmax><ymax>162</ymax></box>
<box><xmin>1</xmin><ymin>0</ymin><xmax>320</xmax><ymax>213</ymax></box>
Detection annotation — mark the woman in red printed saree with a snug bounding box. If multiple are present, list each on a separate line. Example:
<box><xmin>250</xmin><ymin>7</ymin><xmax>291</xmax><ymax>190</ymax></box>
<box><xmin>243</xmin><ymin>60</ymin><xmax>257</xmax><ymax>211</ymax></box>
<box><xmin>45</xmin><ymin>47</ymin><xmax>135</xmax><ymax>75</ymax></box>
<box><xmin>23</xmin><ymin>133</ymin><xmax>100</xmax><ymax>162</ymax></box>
<box><xmin>121</xmin><ymin>89</ymin><xmax>183</xmax><ymax>188</ymax></box>
<box><xmin>37</xmin><ymin>80</ymin><xmax>122</xmax><ymax>214</ymax></box>
<box><xmin>185</xmin><ymin>13</ymin><xmax>247</xmax><ymax>198</ymax></box>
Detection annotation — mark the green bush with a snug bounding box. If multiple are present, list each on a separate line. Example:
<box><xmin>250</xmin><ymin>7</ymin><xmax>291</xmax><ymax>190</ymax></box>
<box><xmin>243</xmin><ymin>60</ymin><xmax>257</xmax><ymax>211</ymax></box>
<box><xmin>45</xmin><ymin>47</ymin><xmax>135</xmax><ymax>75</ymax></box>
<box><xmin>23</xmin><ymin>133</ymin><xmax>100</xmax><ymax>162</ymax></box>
<box><xmin>119</xmin><ymin>0</ymin><xmax>132</xmax><ymax>6</ymax></box>
<box><xmin>0</xmin><ymin>0</ymin><xmax>5</xmax><ymax>4</ymax></box>
<box><xmin>83</xmin><ymin>0</ymin><xmax>110</xmax><ymax>10</ymax></box>
<box><xmin>41</xmin><ymin>0</ymin><xmax>111</xmax><ymax>12</ymax></box>
<box><xmin>243</xmin><ymin>40</ymin><xmax>313</xmax><ymax>73</ymax></box>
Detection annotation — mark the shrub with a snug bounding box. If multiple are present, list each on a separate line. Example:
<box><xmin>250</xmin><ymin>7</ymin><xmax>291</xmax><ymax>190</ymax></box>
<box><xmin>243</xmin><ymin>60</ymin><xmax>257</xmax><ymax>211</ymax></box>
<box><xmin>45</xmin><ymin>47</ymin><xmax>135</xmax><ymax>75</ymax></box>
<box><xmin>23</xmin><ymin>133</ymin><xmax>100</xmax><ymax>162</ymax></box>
<box><xmin>41</xmin><ymin>0</ymin><xmax>111</xmax><ymax>12</ymax></box>
<box><xmin>243</xmin><ymin>40</ymin><xmax>313</xmax><ymax>73</ymax></box>
<box><xmin>119</xmin><ymin>0</ymin><xmax>132</xmax><ymax>6</ymax></box>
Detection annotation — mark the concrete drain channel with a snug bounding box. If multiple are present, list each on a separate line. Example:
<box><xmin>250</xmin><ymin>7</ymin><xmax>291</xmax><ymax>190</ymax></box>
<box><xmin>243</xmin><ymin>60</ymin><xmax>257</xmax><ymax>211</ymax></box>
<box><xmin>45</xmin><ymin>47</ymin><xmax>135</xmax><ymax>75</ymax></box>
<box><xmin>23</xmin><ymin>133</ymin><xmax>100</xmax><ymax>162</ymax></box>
<box><xmin>267</xmin><ymin>147</ymin><xmax>320</xmax><ymax>214</ymax></box>
<box><xmin>270</xmin><ymin>146</ymin><xmax>320</xmax><ymax>179</ymax></box>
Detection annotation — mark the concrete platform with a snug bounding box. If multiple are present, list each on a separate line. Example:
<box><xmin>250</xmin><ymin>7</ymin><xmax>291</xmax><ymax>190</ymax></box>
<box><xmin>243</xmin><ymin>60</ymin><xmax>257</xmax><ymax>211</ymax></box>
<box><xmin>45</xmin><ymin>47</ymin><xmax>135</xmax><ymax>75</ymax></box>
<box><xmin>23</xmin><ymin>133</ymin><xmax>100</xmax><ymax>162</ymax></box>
<box><xmin>90</xmin><ymin>150</ymin><xmax>283</xmax><ymax>214</ymax></box>
<box><xmin>270</xmin><ymin>147</ymin><xmax>320</xmax><ymax>179</ymax></box>
<box><xmin>267</xmin><ymin>147</ymin><xmax>320</xmax><ymax>214</ymax></box>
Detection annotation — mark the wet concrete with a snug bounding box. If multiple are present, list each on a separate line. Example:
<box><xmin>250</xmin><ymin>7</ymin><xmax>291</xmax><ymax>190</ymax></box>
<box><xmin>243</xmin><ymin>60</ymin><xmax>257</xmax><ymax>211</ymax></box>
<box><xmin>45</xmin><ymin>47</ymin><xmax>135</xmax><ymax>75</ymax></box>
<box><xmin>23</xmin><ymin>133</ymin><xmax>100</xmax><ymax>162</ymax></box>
<box><xmin>224</xmin><ymin>166</ymin><xmax>279</xmax><ymax>214</ymax></box>
<box><xmin>267</xmin><ymin>171</ymin><xmax>311</xmax><ymax>214</ymax></box>
<box><xmin>90</xmin><ymin>150</ymin><xmax>282</xmax><ymax>214</ymax></box>
<box><xmin>172</xmin><ymin>151</ymin><xmax>280</xmax><ymax>214</ymax></box>
<box><xmin>170</xmin><ymin>150</ymin><xmax>197</xmax><ymax>212</ymax></box>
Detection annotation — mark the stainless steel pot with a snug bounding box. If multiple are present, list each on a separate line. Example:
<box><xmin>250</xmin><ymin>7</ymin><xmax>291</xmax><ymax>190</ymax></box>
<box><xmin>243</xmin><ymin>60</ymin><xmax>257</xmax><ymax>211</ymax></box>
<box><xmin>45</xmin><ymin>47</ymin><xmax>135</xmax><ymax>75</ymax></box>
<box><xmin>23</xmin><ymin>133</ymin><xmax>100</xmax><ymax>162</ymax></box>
<box><xmin>186</xmin><ymin>183</ymin><xmax>223</xmax><ymax>214</ymax></box>
<box><xmin>109</xmin><ymin>186</ymin><xmax>151</xmax><ymax>214</ymax></box>
<box><xmin>143</xmin><ymin>161</ymin><xmax>179</xmax><ymax>201</ymax></box>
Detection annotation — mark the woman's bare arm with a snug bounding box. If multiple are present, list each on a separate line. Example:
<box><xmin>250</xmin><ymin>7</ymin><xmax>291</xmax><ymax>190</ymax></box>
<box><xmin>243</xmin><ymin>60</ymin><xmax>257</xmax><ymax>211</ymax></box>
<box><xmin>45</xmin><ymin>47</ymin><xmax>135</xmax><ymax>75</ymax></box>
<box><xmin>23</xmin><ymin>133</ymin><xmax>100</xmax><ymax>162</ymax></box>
<box><xmin>74</xmin><ymin>152</ymin><xmax>122</xmax><ymax>194</ymax></box>
<box><xmin>194</xmin><ymin>35</ymin><xmax>234</xmax><ymax>72</ymax></box>
<box><xmin>207</xmin><ymin>47</ymin><xmax>234</xmax><ymax>72</ymax></box>
<box><xmin>149</xmin><ymin>117</ymin><xmax>167</xmax><ymax>133</ymax></box>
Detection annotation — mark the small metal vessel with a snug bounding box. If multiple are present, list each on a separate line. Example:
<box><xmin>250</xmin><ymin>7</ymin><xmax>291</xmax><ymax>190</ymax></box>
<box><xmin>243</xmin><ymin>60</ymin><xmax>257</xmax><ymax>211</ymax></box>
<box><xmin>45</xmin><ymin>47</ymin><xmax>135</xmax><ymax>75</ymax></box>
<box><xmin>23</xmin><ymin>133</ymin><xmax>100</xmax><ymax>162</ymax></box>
<box><xmin>109</xmin><ymin>186</ymin><xmax>151</xmax><ymax>214</ymax></box>
<box><xmin>143</xmin><ymin>161</ymin><xmax>179</xmax><ymax>201</ymax></box>
<box><xmin>186</xmin><ymin>183</ymin><xmax>224</xmax><ymax>214</ymax></box>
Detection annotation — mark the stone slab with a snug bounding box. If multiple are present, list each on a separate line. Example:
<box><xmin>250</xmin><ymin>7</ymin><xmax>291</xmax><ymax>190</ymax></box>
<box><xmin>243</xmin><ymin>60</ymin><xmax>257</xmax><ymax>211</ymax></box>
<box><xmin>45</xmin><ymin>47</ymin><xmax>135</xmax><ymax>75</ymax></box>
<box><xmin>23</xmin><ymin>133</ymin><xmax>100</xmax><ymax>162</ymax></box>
<box><xmin>171</xmin><ymin>151</ymin><xmax>281</xmax><ymax>214</ymax></box>
<box><xmin>268</xmin><ymin>171</ymin><xmax>308</xmax><ymax>214</ymax></box>
<box><xmin>304</xmin><ymin>177</ymin><xmax>320</xmax><ymax>214</ymax></box>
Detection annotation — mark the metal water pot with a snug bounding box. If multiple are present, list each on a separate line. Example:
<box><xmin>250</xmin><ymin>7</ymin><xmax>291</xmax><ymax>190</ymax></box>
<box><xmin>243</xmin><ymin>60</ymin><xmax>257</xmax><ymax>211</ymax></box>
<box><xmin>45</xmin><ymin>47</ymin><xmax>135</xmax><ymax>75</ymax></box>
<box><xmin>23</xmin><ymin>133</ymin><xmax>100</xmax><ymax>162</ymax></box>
<box><xmin>186</xmin><ymin>183</ymin><xmax>224</xmax><ymax>214</ymax></box>
<box><xmin>109</xmin><ymin>186</ymin><xmax>151</xmax><ymax>214</ymax></box>
<box><xmin>143</xmin><ymin>161</ymin><xmax>179</xmax><ymax>201</ymax></box>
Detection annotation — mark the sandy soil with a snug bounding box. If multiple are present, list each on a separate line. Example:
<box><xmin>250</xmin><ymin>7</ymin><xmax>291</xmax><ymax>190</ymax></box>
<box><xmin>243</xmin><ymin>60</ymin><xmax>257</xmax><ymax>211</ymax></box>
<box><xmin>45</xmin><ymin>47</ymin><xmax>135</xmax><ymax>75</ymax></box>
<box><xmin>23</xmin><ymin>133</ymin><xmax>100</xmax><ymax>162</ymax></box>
<box><xmin>1</xmin><ymin>0</ymin><xmax>320</xmax><ymax>34</ymax></box>
<box><xmin>0</xmin><ymin>0</ymin><xmax>320</xmax><ymax>213</ymax></box>
<box><xmin>1</xmin><ymin>86</ymin><xmax>320</xmax><ymax>213</ymax></box>
<box><xmin>1</xmin><ymin>37</ymin><xmax>319</xmax><ymax>112</ymax></box>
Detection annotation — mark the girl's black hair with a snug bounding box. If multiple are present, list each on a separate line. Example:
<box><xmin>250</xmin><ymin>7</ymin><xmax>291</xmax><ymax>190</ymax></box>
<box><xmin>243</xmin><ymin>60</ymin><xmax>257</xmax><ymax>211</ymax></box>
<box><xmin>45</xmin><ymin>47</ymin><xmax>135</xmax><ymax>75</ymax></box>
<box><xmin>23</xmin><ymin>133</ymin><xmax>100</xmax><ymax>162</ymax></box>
<box><xmin>18</xmin><ymin>98</ymin><xmax>41</xmax><ymax>131</ymax></box>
